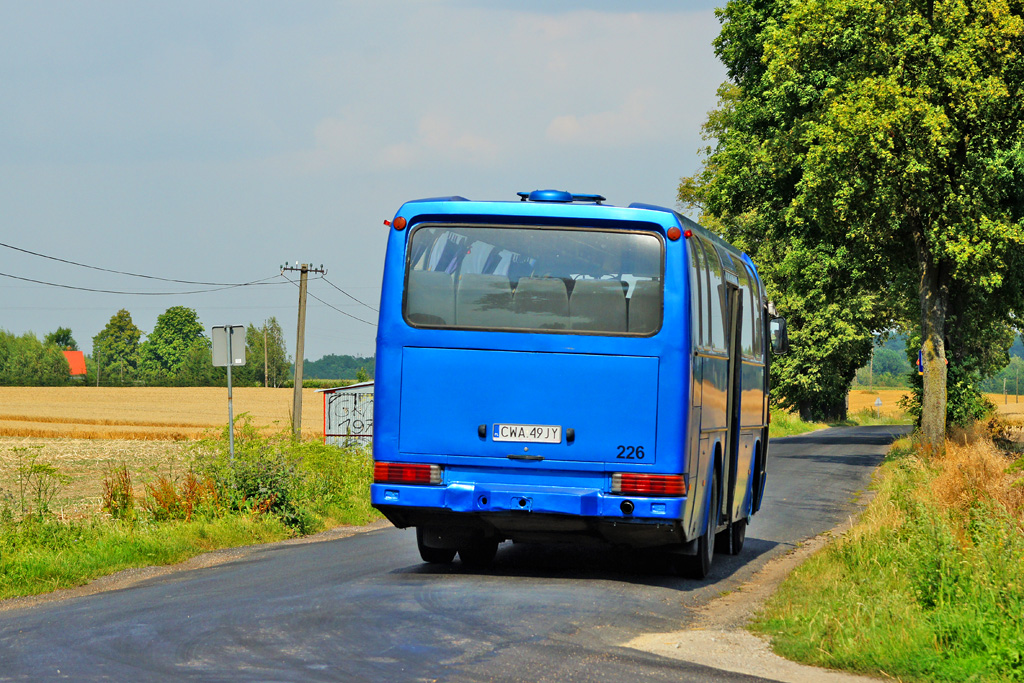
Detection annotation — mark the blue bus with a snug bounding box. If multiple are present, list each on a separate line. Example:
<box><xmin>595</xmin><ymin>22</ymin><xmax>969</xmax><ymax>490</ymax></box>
<box><xmin>371</xmin><ymin>190</ymin><xmax>787</xmax><ymax>577</ymax></box>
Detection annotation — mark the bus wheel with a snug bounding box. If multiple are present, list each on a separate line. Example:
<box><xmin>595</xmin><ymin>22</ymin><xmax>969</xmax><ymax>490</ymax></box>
<box><xmin>458</xmin><ymin>538</ymin><xmax>499</xmax><ymax>569</ymax></box>
<box><xmin>416</xmin><ymin>527</ymin><xmax>456</xmax><ymax>564</ymax></box>
<box><xmin>682</xmin><ymin>470</ymin><xmax>718</xmax><ymax>579</ymax></box>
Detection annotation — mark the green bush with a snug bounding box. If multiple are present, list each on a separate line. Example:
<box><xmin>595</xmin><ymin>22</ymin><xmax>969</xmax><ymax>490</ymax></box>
<box><xmin>190</xmin><ymin>415</ymin><xmax>377</xmax><ymax>533</ymax></box>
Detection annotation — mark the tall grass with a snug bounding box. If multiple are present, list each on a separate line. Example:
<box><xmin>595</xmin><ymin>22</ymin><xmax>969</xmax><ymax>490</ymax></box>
<box><xmin>753</xmin><ymin>434</ymin><xmax>1024</xmax><ymax>681</ymax></box>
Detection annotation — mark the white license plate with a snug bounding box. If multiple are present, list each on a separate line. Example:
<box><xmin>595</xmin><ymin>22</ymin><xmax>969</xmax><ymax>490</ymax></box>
<box><xmin>492</xmin><ymin>423</ymin><xmax>562</xmax><ymax>444</ymax></box>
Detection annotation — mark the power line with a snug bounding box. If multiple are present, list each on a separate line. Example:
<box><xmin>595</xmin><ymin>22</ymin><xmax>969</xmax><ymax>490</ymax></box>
<box><xmin>0</xmin><ymin>240</ymin><xmax>284</xmax><ymax>287</ymax></box>
<box><xmin>321</xmin><ymin>276</ymin><xmax>379</xmax><ymax>312</ymax></box>
<box><xmin>0</xmin><ymin>270</ymin><xmax>286</xmax><ymax>296</ymax></box>
<box><xmin>281</xmin><ymin>274</ymin><xmax>377</xmax><ymax>327</ymax></box>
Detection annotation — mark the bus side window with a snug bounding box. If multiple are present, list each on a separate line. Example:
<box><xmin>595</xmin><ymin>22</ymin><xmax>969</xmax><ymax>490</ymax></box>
<box><xmin>744</xmin><ymin>263</ymin><xmax>763</xmax><ymax>357</ymax></box>
<box><xmin>737</xmin><ymin>265</ymin><xmax>755</xmax><ymax>358</ymax></box>
<box><xmin>701</xmin><ymin>238</ymin><xmax>727</xmax><ymax>352</ymax></box>
<box><xmin>688</xmin><ymin>238</ymin><xmax>705</xmax><ymax>347</ymax></box>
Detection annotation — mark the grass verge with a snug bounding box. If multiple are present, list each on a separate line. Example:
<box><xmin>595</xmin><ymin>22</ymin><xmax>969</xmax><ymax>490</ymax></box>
<box><xmin>0</xmin><ymin>418</ymin><xmax>380</xmax><ymax>601</ymax></box>
<box><xmin>752</xmin><ymin>432</ymin><xmax>1024</xmax><ymax>681</ymax></box>
<box><xmin>769</xmin><ymin>410</ymin><xmax>825</xmax><ymax>438</ymax></box>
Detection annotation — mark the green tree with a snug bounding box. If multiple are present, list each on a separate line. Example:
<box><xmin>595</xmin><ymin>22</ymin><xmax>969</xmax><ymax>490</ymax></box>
<box><xmin>92</xmin><ymin>310</ymin><xmax>142</xmax><ymax>385</ymax></box>
<box><xmin>175</xmin><ymin>339</ymin><xmax>216</xmax><ymax>386</ymax></box>
<box><xmin>680</xmin><ymin>85</ymin><xmax>889</xmax><ymax>421</ymax></box>
<box><xmin>238</xmin><ymin>318</ymin><xmax>291</xmax><ymax>387</ymax></box>
<box><xmin>44</xmin><ymin>327</ymin><xmax>77</xmax><ymax>351</ymax></box>
<box><xmin>688</xmin><ymin>0</ymin><xmax>1024</xmax><ymax>444</ymax></box>
<box><xmin>139</xmin><ymin>306</ymin><xmax>208</xmax><ymax>384</ymax></box>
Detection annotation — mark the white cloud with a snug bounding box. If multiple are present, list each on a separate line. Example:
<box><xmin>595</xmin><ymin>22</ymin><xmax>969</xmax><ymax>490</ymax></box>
<box><xmin>545</xmin><ymin>89</ymin><xmax>657</xmax><ymax>146</ymax></box>
<box><xmin>378</xmin><ymin>115</ymin><xmax>502</xmax><ymax>170</ymax></box>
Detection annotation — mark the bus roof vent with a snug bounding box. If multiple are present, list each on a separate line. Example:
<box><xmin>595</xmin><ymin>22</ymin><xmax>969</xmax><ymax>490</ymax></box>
<box><xmin>517</xmin><ymin>190</ymin><xmax>606</xmax><ymax>204</ymax></box>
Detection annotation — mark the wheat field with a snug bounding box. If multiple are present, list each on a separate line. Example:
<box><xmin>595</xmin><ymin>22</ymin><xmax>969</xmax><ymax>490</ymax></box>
<box><xmin>846</xmin><ymin>389</ymin><xmax>910</xmax><ymax>417</ymax></box>
<box><xmin>0</xmin><ymin>386</ymin><xmax>326</xmax><ymax>441</ymax></box>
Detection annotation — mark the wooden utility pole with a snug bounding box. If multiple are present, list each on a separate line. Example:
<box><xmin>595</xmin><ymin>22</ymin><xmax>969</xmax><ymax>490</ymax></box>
<box><xmin>263</xmin><ymin>324</ymin><xmax>268</xmax><ymax>389</ymax></box>
<box><xmin>281</xmin><ymin>263</ymin><xmax>326</xmax><ymax>438</ymax></box>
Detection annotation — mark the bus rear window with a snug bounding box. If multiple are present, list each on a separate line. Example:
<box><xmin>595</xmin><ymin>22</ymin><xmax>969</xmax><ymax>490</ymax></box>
<box><xmin>404</xmin><ymin>224</ymin><xmax>663</xmax><ymax>335</ymax></box>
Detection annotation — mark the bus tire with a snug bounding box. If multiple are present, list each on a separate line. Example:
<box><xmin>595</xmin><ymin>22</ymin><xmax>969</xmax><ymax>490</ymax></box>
<box><xmin>716</xmin><ymin>517</ymin><xmax>747</xmax><ymax>556</ymax></box>
<box><xmin>728</xmin><ymin>518</ymin><xmax>746</xmax><ymax>555</ymax></box>
<box><xmin>458</xmin><ymin>538</ymin><xmax>499</xmax><ymax>568</ymax></box>
<box><xmin>416</xmin><ymin>527</ymin><xmax>456</xmax><ymax>564</ymax></box>
<box><xmin>682</xmin><ymin>469</ymin><xmax>718</xmax><ymax>579</ymax></box>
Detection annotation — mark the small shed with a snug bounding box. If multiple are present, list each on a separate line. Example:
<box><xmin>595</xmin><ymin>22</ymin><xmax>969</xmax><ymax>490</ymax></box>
<box><xmin>63</xmin><ymin>350</ymin><xmax>87</xmax><ymax>378</ymax></box>
<box><xmin>319</xmin><ymin>381</ymin><xmax>374</xmax><ymax>447</ymax></box>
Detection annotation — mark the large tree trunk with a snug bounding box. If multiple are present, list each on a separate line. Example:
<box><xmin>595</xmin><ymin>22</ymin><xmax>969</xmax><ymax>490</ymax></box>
<box><xmin>915</xmin><ymin>229</ymin><xmax>949</xmax><ymax>453</ymax></box>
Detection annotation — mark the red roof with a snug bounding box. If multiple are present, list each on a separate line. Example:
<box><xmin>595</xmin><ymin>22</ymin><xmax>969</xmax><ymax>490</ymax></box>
<box><xmin>63</xmin><ymin>350</ymin><xmax>87</xmax><ymax>376</ymax></box>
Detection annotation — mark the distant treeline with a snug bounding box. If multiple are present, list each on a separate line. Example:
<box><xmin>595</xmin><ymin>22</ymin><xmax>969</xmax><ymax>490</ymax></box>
<box><xmin>0</xmin><ymin>315</ymin><xmax>373</xmax><ymax>387</ymax></box>
<box><xmin>853</xmin><ymin>333</ymin><xmax>1024</xmax><ymax>392</ymax></box>
<box><xmin>302</xmin><ymin>354</ymin><xmax>374</xmax><ymax>381</ymax></box>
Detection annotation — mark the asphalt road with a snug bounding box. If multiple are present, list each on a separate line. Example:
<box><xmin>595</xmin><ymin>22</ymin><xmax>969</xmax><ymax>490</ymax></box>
<box><xmin>0</xmin><ymin>425</ymin><xmax>908</xmax><ymax>682</ymax></box>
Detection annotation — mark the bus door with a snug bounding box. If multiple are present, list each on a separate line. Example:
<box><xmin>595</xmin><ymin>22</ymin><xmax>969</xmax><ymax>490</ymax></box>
<box><xmin>722</xmin><ymin>278</ymin><xmax>743</xmax><ymax>528</ymax></box>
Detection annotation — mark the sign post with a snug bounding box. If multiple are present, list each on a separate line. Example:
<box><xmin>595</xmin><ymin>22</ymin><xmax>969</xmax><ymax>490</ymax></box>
<box><xmin>212</xmin><ymin>325</ymin><xmax>246</xmax><ymax>461</ymax></box>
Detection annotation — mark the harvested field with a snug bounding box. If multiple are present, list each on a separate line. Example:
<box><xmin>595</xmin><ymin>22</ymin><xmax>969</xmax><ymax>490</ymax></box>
<box><xmin>0</xmin><ymin>437</ymin><xmax>191</xmax><ymax>516</ymax></box>
<box><xmin>987</xmin><ymin>392</ymin><xmax>1024</xmax><ymax>415</ymax></box>
<box><xmin>0</xmin><ymin>387</ymin><xmax>325</xmax><ymax>441</ymax></box>
<box><xmin>846</xmin><ymin>389</ymin><xmax>910</xmax><ymax>418</ymax></box>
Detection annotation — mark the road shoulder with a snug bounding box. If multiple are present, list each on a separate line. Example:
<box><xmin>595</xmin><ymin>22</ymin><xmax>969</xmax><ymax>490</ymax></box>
<box><xmin>625</xmin><ymin>513</ymin><xmax>883</xmax><ymax>682</ymax></box>
<box><xmin>0</xmin><ymin>518</ymin><xmax>392</xmax><ymax>613</ymax></box>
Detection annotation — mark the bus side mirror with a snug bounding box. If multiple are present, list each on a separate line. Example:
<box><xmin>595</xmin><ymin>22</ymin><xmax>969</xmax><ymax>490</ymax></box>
<box><xmin>769</xmin><ymin>317</ymin><xmax>789</xmax><ymax>355</ymax></box>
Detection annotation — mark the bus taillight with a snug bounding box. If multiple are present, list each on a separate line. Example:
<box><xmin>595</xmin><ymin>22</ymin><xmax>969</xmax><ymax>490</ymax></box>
<box><xmin>374</xmin><ymin>462</ymin><xmax>443</xmax><ymax>485</ymax></box>
<box><xmin>611</xmin><ymin>473</ymin><xmax>687</xmax><ymax>497</ymax></box>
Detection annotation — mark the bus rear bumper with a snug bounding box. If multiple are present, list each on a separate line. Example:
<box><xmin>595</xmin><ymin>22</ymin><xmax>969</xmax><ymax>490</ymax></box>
<box><xmin>371</xmin><ymin>482</ymin><xmax>688</xmax><ymax>548</ymax></box>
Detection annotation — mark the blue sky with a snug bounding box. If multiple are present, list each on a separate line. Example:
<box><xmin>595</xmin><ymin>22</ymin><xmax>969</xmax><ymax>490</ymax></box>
<box><xmin>0</xmin><ymin>1</ymin><xmax>728</xmax><ymax>361</ymax></box>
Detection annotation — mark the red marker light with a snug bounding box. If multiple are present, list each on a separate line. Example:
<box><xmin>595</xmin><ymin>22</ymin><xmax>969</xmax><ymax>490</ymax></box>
<box><xmin>683</xmin><ymin>229</ymin><xmax>693</xmax><ymax>239</ymax></box>
<box><xmin>383</xmin><ymin>219</ymin><xmax>391</xmax><ymax>227</ymax></box>
<box><xmin>611</xmin><ymin>473</ymin><xmax>687</xmax><ymax>497</ymax></box>
<box><xmin>667</xmin><ymin>227</ymin><xmax>682</xmax><ymax>241</ymax></box>
<box><xmin>393</xmin><ymin>216</ymin><xmax>407</xmax><ymax>230</ymax></box>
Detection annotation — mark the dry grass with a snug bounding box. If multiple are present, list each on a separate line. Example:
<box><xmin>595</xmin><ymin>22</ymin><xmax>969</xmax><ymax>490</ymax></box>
<box><xmin>931</xmin><ymin>436</ymin><xmax>1024</xmax><ymax>523</ymax></box>
<box><xmin>0</xmin><ymin>387</ymin><xmax>325</xmax><ymax>441</ymax></box>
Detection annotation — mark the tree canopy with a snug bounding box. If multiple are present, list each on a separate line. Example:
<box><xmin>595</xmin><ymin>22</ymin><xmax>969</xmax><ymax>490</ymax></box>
<box><xmin>685</xmin><ymin>0</ymin><xmax>1024</xmax><ymax>442</ymax></box>
<box><xmin>44</xmin><ymin>327</ymin><xmax>77</xmax><ymax>351</ymax></box>
<box><xmin>139</xmin><ymin>306</ymin><xmax>208</xmax><ymax>384</ymax></box>
<box><xmin>92</xmin><ymin>309</ymin><xmax>142</xmax><ymax>385</ymax></box>
<box><xmin>0</xmin><ymin>331</ymin><xmax>72</xmax><ymax>386</ymax></box>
